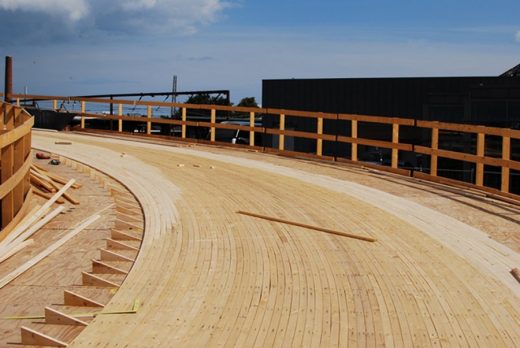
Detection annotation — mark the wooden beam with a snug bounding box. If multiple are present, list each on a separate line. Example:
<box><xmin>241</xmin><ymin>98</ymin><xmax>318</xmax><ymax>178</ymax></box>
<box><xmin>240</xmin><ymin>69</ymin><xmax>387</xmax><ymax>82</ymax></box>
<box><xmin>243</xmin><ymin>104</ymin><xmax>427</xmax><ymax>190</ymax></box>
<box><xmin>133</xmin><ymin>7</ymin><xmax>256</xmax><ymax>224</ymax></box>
<box><xmin>476</xmin><ymin>132</ymin><xmax>485</xmax><ymax>186</ymax></box>
<box><xmin>391</xmin><ymin>123</ymin><xmax>399</xmax><ymax>168</ymax></box>
<box><xmin>44</xmin><ymin>306</ymin><xmax>88</xmax><ymax>326</ymax></box>
<box><xmin>111</xmin><ymin>229</ymin><xmax>142</xmax><ymax>241</ymax></box>
<box><xmin>92</xmin><ymin>259</ymin><xmax>128</xmax><ymax>275</ymax></box>
<box><xmin>279</xmin><ymin>114</ymin><xmax>285</xmax><ymax>151</ymax></box>
<box><xmin>249</xmin><ymin>111</ymin><xmax>255</xmax><ymax>146</ymax></box>
<box><xmin>210</xmin><ymin>108</ymin><xmax>216</xmax><ymax>142</ymax></box>
<box><xmin>2</xmin><ymin>143</ymin><xmax>15</xmax><ymax>228</ymax></box>
<box><xmin>20</xmin><ymin>326</ymin><xmax>68</xmax><ymax>347</ymax></box>
<box><xmin>146</xmin><ymin>105</ymin><xmax>152</xmax><ymax>135</ymax></box>
<box><xmin>0</xmin><ymin>213</ymin><xmax>99</xmax><ymax>289</ymax></box>
<box><xmin>501</xmin><ymin>136</ymin><xmax>510</xmax><ymax>193</ymax></box>
<box><xmin>106</xmin><ymin>238</ymin><xmax>139</xmax><ymax>251</ymax></box>
<box><xmin>351</xmin><ymin>120</ymin><xmax>358</xmax><ymax>161</ymax></box>
<box><xmin>64</xmin><ymin>290</ymin><xmax>104</xmax><ymax>308</ymax></box>
<box><xmin>100</xmin><ymin>248</ymin><xmax>134</xmax><ymax>262</ymax></box>
<box><xmin>430</xmin><ymin>127</ymin><xmax>439</xmax><ymax>177</ymax></box>
<box><xmin>181</xmin><ymin>107</ymin><xmax>187</xmax><ymax>139</ymax></box>
<box><xmin>118</xmin><ymin>103</ymin><xmax>123</xmax><ymax>132</ymax></box>
<box><xmin>316</xmin><ymin>117</ymin><xmax>323</xmax><ymax>156</ymax></box>
<box><xmin>236</xmin><ymin>210</ymin><xmax>377</xmax><ymax>242</ymax></box>
<box><xmin>80</xmin><ymin>101</ymin><xmax>85</xmax><ymax>128</ymax></box>
<box><xmin>82</xmin><ymin>272</ymin><xmax>120</xmax><ymax>287</ymax></box>
<box><xmin>0</xmin><ymin>239</ymin><xmax>34</xmax><ymax>264</ymax></box>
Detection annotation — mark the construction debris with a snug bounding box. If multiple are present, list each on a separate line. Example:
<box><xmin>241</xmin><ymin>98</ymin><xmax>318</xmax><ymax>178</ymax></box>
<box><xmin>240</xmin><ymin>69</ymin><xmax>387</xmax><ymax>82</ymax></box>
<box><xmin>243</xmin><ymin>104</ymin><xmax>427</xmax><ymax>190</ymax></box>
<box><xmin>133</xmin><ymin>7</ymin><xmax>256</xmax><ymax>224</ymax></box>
<box><xmin>511</xmin><ymin>268</ymin><xmax>520</xmax><ymax>283</ymax></box>
<box><xmin>35</xmin><ymin>152</ymin><xmax>51</xmax><ymax>160</ymax></box>
<box><xmin>54</xmin><ymin>141</ymin><xmax>72</xmax><ymax>145</ymax></box>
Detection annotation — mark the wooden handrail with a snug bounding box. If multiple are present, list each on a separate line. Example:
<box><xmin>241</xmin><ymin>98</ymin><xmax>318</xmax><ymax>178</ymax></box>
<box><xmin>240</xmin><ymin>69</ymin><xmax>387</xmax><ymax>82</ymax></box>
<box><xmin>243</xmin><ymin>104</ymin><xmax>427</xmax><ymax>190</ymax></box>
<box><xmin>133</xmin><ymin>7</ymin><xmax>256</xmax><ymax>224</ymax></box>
<box><xmin>14</xmin><ymin>93</ymin><xmax>520</xmax><ymax>201</ymax></box>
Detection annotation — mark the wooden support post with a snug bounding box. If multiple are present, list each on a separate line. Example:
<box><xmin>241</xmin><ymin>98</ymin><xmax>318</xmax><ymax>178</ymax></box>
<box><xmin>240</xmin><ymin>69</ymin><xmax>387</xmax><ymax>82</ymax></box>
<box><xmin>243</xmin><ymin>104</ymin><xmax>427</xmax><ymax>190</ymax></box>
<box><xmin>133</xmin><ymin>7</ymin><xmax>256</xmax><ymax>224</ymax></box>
<box><xmin>111</xmin><ymin>229</ymin><xmax>142</xmax><ymax>241</ymax></box>
<box><xmin>210</xmin><ymin>108</ymin><xmax>216</xmax><ymax>142</ymax></box>
<box><xmin>52</xmin><ymin>99</ymin><xmax>58</xmax><ymax>111</ymax></box>
<box><xmin>351</xmin><ymin>120</ymin><xmax>358</xmax><ymax>161</ymax></box>
<box><xmin>249</xmin><ymin>111</ymin><xmax>255</xmax><ymax>146</ymax></box>
<box><xmin>92</xmin><ymin>259</ymin><xmax>128</xmax><ymax>275</ymax></box>
<box><xmin>391</xmin><ymin>123</ymin><xmax>399</xmax><ymax>168</ymax></box>
<box><xmin>146</xmin><ymin>105</ymin><xmax>152</xmax><ymax>135</ymax></box>
<box><xmin>118</xmin><ymin>103</ymin><xmax>123</xmax><ymax>132</ymax></box>
<box><xmin>181</xmin><ymin>107</ymin><xmax>187</xmax><ymax>139</ymax></box>
<box><xmin>279</xmin><ymin>114</ymin><xmax>285</xmax><ymax>151</ymax></box>
<box><xmin>317</xmin><ymin>116</ymin><xmax>323</xmax><ymax>156</ymax></box>
<box><xmin>501</xmin><ymin>135</ymin><xmax>510</xmax><ymax>193</ymax></box>
<box><xmin>64</xmin><ymin>290</ymin><xmax>104</xmax><ymax>307</ymax></box>
<box><xmin>106</xmin><ymin>238</ymin><xmax>139</xmax><ymax>251</ymax></box>
<box><xmin>21</xmin><ymin>326</ymin><xmax>68</xmax><ymax>347</ymax></box>
<box><xmin>45</xmin><ymin>307</ymin><xmax>88</xmax><ymax>326</ymax></box>
<box><xmin>80</xmin><ymin>101</ymin><xmax>85</xmax><ymax>129</ymax></box>
<box><xmin>430</xmin><ymin>127</ymin><xmax>439</xmax><ymax>176</ymax></box>
<box><xmin>1</xmin><ymin>143</ymin><xmax>14</xmax><ymax>228</ymax></box>
<box><xmin>13</xmin><ymin>138</ymin><xmax>24</xmax><ymax>215</ymax></box>
<box><xmin>100</xmin><ymin>248</ymin><xmax>134</xmax><ymax>262</ymax></box>
<box><xmin>476</xmin><ymin>132</ymin><xmax>485</xmax><ymax>186</ymax></box>
<box><xmin>15</xmin><ymin>97</ymin><xmax>20</xmax><ymax>107</ymax></box>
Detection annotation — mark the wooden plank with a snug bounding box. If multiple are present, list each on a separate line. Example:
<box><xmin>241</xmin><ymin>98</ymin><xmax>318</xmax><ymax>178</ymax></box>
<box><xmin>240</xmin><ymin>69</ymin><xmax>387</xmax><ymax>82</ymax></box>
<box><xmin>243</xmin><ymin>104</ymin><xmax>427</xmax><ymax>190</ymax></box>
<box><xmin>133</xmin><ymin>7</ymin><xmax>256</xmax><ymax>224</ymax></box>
<box><xmin>45</xmin><ymin>306</ymin><xmax>88</xmax><ymax>326</ymax></box>
<box><xmin>33</xmin><ymin>187</ymin><xmax>65</xmax><ymax>204</ymax></box>
<box><xmin>236</xmin><ymin>210</ymin><xmax>377</xmax><ymax>242</ymax></box>
<box><xmin>81</xmin><ymin>101</ymin><xmax>85</xmax><ymax>129</ymax></box>
<box><xmin>92</xmin><ymin>259</ymin><xmax>128</xmax><ymax>275</ymax></box>
<box><xmin>118</xmin><ymin>103</ymin><xmax>123</xmax><ymax>132</ymax></box>
<box><xmin>13</xmin><ymin>138</ymin><xmax>25</xmax><ymax>215</ymax></box>
<box><xmin>100</xmin><ymin>248</ymin><xmax>135</xmax><ymax>262</ymax></box>
<box><xmin>430</xmin><ymin>127</ymin><xmax>439</xmax><ymax>177</ymax></box>
<box><xmin>2</xmin><ymin>143</ymin><xmax>14</xmax><ymax>228</ymax></box>
<box><xmin>317</xmin><ymin>117</ymin><xmax>323</xmax><ymax>156</ymax></box>
<box><xmin>111</xmin><ymin>229</ymin><xmax>142</xmax><ymax>241</ymax></box>
<box><xmin>181</xmin><ymin>107</ymin><xmax>187</xmax><ymax>139</ymax></box>
<box><xmin>351</xmin><ymin>120</ymin><xmax>358</xmax><ymax>161</ymax></box>
<box><xmin>82</xmin><ymin>272</ymin><xmax>120</xmax><ymax>287</ymax></box>
<box><xmin>476</xmin><ymin>132</ymin><xmax>485</xmax><ymax>186</ymax></box>
<box><xmin>0</xmin><ymin>239</ymin><xmax>34</xmax><ymax>264</ymax></box>
<box><xmin>279</xmin><ymin>114</ymin><xmax>285</xmax><ymax>151</ymax></box>
<box><xmin>20</xmin><ymin>326</ymin><xmax>68</xmax><ymax>347</ymax></box>
<box><xmin>106</xmin><ymin>238</ymin><xmax>140</xmax><ymax>251</ymax></box>
<box><xmin>210</xmin><ymin>109</ymin><xmax>216</xmax><ymax>142</ymax></box>
<box><xmin>146</xmin><ymin>105</ymin><xmax>152</xmax><ymax>135</ymax></box>
<box><xmin>338</xmin><ymin>113</ymin><xmax>415</xmax><ymax>125</ymax></box>
<box><xmin>0</xmin><ymin>179</ymin><xmax>75</xmax><ymax>250</ymax></box>
<box><xmin>0</xmin><ymin>213</ymin><xmax>99</xmax><ymax>289</ymax></box>
<box><xmin>0</xmin><ymin>189</ymin><xmax>34</xmax><ymax>242</ymax></box>
<box><xmin>249</xmin><ymin>111</ymin><xmax>255</xmax><ymax>146</ymax></box>
<box><xmin>501</xmin><ymin>136</ymin><xmax>510</xmax><ymax>193</ymax></box>
<box><xmin>64</xmin><ymin>290</ymin><xmax>104</xmax><ymax>308</ymax></box>
<box><xmin>0</xmin><ymin>155</ymin><xmax>32</xmax><ymax>200</ymax></box>
<box><xmin>391</xmin><ymin>123</ymin><xmax>399</xmax><ymax>169</ymax></box>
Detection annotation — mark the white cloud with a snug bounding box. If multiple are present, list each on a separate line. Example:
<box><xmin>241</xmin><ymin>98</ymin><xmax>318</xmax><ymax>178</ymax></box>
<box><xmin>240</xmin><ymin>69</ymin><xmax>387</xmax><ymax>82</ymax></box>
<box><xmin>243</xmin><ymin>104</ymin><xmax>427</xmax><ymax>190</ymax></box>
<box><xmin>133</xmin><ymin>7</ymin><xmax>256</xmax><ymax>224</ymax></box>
<box><xmin>516</xmin><ymin>31</ymin><xmax>520</xmax><ymax>42</ymax></box>
<box><xmin>0</xmin><ymin>0</ymin><xmax>89</xmax><ymax>21</ymax></box>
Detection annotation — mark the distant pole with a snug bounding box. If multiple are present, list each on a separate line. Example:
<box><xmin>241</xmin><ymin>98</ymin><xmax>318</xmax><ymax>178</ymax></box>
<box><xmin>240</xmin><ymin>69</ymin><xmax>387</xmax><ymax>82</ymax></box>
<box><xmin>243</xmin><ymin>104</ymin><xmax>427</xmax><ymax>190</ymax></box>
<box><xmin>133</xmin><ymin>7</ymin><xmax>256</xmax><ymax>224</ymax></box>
<box><xmin>4</xmin><ymin>56</ymin><xmax>12</xmax><ymax>103</ymax></box>
<box><xmin>170</xmin><ymin>75</ymin><xmax>177</xmax><ymax>118</ymax></box>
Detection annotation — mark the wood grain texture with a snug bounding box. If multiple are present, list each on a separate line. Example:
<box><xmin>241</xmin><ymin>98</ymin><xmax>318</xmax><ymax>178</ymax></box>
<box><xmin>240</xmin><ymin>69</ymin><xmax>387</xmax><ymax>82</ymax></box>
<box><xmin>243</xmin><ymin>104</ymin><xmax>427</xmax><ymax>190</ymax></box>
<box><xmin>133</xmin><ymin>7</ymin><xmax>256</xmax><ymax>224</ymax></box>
<box><xmin>31</xmin><ymin>131</ymin><xmax>520</xmax><ymax>348</ymax></box>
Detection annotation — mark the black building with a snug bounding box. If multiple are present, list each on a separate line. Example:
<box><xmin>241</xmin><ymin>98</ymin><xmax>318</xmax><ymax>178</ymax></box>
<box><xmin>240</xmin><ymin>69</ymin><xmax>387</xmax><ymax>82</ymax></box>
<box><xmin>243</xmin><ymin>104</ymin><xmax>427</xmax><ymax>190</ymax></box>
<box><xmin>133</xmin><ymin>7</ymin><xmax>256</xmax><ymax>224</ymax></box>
<box><xmin>261</xmin><ymin>65</ymin><xmax>520</xmax><ymax>191</ymax></box>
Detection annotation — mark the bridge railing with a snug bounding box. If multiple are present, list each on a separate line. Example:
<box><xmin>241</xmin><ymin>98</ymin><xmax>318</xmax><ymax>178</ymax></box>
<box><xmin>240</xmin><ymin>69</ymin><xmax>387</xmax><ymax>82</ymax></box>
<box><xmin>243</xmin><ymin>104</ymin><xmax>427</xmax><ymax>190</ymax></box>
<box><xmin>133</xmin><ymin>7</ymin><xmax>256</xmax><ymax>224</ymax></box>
<box><xmin>0</xmin><ymin>101</ymin><xmax>33</xmax><ymax>240</ymax></box>
<box><xmin>14</xmin><ymin>93</ymin><xmax>520</xmax><ymax>202</ymax></box>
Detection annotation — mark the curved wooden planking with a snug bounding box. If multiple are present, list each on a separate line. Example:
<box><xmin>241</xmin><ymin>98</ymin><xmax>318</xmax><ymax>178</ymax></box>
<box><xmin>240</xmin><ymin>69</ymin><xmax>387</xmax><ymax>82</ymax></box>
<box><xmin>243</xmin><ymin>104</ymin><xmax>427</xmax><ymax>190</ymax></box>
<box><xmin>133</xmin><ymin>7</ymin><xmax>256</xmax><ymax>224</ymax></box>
<box><xmin>32</xmin><ymin>131</ymin><xmax>520</xmax><ymax>347</ymax></box>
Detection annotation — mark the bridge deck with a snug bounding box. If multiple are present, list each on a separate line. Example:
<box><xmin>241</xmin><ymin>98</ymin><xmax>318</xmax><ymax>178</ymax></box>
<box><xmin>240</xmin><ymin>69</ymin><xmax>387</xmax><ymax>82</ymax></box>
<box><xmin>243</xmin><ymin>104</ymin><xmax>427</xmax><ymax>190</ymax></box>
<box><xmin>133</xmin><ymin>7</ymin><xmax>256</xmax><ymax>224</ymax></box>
<box><xmin>31</xmin><ymin>131</ymin><xmax>520</xmax><ymax>347</ymax></box>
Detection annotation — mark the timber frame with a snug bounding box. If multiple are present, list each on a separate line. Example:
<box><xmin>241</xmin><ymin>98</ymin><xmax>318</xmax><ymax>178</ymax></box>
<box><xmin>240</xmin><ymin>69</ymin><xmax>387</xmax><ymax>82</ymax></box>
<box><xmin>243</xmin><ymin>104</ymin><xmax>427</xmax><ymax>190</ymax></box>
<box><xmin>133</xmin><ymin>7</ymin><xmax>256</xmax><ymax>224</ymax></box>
<box><xmin>0</xmin><ymin>101</ymin><xmax>33</xmax><ymax>240</ymax></box>
<box><xmin>13</xmin><ymin>93</ymin><xmax>520</xmax><ymax>202</ymax></box>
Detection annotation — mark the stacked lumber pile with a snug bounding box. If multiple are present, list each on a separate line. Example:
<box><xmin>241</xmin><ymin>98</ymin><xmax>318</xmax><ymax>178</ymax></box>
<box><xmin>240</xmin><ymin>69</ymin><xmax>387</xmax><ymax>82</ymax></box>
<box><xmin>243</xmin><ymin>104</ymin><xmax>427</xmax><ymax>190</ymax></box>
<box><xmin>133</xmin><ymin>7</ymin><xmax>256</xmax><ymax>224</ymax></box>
<box><xmin>30</xmin><ymin>164</ymin><xmax>81</xmax><ymax>205</ymax></box>
<box><xmin>0</xmin><ymin>164</ymin><xmax>81</xmax><ymax>267</ymax></box>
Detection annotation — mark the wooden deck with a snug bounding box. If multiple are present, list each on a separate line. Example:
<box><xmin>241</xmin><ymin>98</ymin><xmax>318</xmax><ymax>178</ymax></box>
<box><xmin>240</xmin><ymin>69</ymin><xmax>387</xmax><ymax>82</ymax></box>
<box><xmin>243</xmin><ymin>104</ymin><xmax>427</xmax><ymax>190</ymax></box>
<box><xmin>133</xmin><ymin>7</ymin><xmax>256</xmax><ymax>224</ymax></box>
<box><xmin>27</xmin><ymin>130</ymin><xmax>520</xmax><ymax>347</ymax></box>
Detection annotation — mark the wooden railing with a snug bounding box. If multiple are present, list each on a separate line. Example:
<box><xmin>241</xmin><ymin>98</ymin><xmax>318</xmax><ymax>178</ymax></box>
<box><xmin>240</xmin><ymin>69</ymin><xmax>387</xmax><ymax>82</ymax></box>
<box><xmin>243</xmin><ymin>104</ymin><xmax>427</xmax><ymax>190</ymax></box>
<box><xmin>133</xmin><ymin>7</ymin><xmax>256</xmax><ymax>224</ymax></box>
<box><xmin>14</xmin><ymin>94</ymin><xmax>520</xmax><ymax>202</ymax></box>
<box><xmin>0</xmin><ymin>101</ymin><xmax>33</xmax><ymax>240</ymax></box>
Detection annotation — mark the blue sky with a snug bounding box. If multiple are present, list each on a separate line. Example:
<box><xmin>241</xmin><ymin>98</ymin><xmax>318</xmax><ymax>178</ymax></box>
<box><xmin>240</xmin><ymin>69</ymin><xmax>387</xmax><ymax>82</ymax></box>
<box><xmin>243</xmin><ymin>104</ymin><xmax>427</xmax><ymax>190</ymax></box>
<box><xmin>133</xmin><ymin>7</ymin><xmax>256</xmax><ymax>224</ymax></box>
<box><xmin>0</xmin><ymin>0</ymin><xmax>519</xmax><ymax>104</ymax></box>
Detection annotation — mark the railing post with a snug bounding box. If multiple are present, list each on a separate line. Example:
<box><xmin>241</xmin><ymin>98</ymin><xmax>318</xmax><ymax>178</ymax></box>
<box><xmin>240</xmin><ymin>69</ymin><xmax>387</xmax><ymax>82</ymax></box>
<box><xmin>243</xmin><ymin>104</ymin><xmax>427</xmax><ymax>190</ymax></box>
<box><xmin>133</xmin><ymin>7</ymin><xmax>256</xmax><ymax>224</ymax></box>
<box><xmin>351</xmin><ymin>120</ymin><xmax>358</xmax><ymax>161</ymax></box>
<box><xmin>146</xmin><ymin>105</ymin><xmax>152</xmax><ymax>135</ymax></box>
<box><xmin>317</xmin><ymin>116</ymin><xmax>323</xmax><ymax>156</ymax></box>
<box><xmin>210</xmin><ymin>109</ymin><xmax>216</xmax><ymax>142</ymax></box>
<box><xmin>501</xmin><ymin>135</ymin><xmax>510</xmax><ymax>193</ymax></box>
<box><xmin>279</xmin><ymin>113</ymin><xmax>285</xmax><ymax>151</ymax></box>
<box><xmin>431</xmin><ymin>127</ymin><xmax>439</xmax><ymax>176</ymax></box>
<box><xmin>181</xmin><ymin>107</ymin><xmax>187</xmax><ymax>139</ymax></box>
<box><xmin>476</xmin><ymin>131</ymin><xmax>485</xmax><ymax>186</ymax></box>
<box><xmin>15</xmin><ymin>98</ymin><xmax>20</xmax><ymax>107</ymax></box>
<box><xmin>249</xmin><ymin>111</ymin><xmax>255</xmax><ymax>147</ymax></box>
<box><xmin>52</xmin><ymin>99</ymin><xmax>57</xmax><ymax>111</ymax></box>
<box><xmin>391</xmin><ymin>123</ymin><xmax>399</xmax><ymax>168</ymax></box>
<box><xmin>80</xmin><ymin>101</ymin><xmax>85</xmax><ymax>129</ymax></box>
<box><xmin>118</xmin><ymin>103</ymin><xmax>123</xmax><ymax>132</ymax></box>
